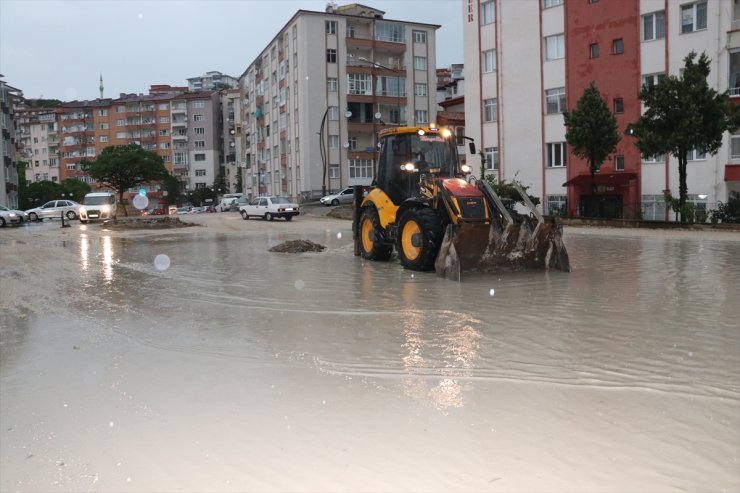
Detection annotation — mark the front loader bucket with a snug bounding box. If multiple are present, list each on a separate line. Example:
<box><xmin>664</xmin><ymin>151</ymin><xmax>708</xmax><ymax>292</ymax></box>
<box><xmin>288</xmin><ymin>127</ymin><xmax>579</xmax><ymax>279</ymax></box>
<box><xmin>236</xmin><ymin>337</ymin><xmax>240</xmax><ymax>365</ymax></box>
<box><xmin>434</xmin><ymin>181</ymin><xmax>569</xmax><ymax>281</ymax></box>
<box><xmin>434</xmin><ymin>220</ymin><xmax>570</xmax><ymax>281</ymax></box>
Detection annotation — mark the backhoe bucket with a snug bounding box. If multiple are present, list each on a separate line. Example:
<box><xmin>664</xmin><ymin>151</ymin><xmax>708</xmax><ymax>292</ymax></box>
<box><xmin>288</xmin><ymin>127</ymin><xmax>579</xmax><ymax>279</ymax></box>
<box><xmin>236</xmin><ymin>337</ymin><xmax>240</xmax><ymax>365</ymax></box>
<box><xmin>434</xmin><ymin>182</ymin><xmax>570</xmax><ymax>281</ymax></box>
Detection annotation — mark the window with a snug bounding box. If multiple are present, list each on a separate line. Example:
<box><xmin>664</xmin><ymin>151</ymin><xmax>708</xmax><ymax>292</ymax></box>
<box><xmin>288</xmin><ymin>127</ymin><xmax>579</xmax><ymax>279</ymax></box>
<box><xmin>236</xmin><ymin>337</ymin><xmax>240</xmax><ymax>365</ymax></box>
<box><xmin>590</xmin><ymin>43</ymin><xmax>600</xmax><ymax>59</ymax></box>
<box><xmin>642</xmin><ymin>194</ymin><xmax>666</xmax><ymax>221</ymax></box>
<box><xmin>327</xmin><ymin>49</ymin><xmax>337</xmax><ymax>63</ymax></box>
<box><xmin>415</xmin><ymin>110</ymin><xmax>428</xmax><ymax>124</ymax></box>
<box><xmin>195</xmin><ymin>169</ymin><xmax>206</xmax><ymax>176</ymax></box>
<box><xmin>194</xmin><ymin>153</ymin><xmax>206</xmax><ymax>161</ymax></box>
<box><xmin>348</xmin><ymin>136</ymin><xmax>357</xmax><ymax>150</ymax></box>
<box><xmin>642</xmin><ymin>73</ymin><xmax>666</xmax><ymax>88</ymax></box>
<box><xmin>414</xmin><ymin>56</ymin><xmax>427</xmax><ymax>71</ymax></box>
<box><xmin>484</xmin><ymin>98</ymin><xmax>497</xmax><ymax>122</ymax></box>
<box><xmin>328</xmin><ymin>135</ymin><xmax>339</xmax><ymax>149</ymax></box>
<box><xmin>100</xmin><ymin>123</ymin><xmax>108</xmax><ymax>130</ymax></box>
<box><xmin>195</xmin><ymin>183</ymin><xmax>206</xmax><ymax>189</ymax></box>
<box><xmin>545</xmin><ymin>87</ymin><xmax>566</xmax><ymax>114</ymax></box>
<box><xmin>349</xmin><ymin>159</ymin><xmax>374</xmax><ymax>179</ymax></box>
<box><xmin>159</xmin><ymin>103</ymin><xmax>169</xmax><ymax>110</ymax></box>
<box><xmin>414</xmin><ymin>83</ymin><xmax>427</xmax><ymax>97</ymax></box>
<box><xmin>98</xmin><ymin>109</ymin><xmax>108</xmax><ymax>116</ymax></box>
<box><xmin>413</xmin><ymin>30</ymin><xmax>427</xmax><ymax>44</ymax></box>
<box><xmin>547</xmin><ymin>195</ymin><xmax>567</xmax><ymax>216</ymax></box>
<box><xmin>542</xmin><ymin>0</ymin><xmax>563</xmax><ymax>8</ymax></box>
<box><xmin>327</xmin><ymin>78</ymin><xmax>338</xmax><ymax>92</ymax></box>
<box><xmin>375</xmin><ymin>21</ymin><xmax>405</xmax><ymax>43</ymax></box>
<box><xmin>544</xmin><ymin>34</ymin><xmax>565</xmax><ymax>60</ymax></box>
<box><xmin>615</xmin><ymin>155</ymin><xmax>625</xmax><ymax>171</ymax></box>
<box><xmin>348</xmin><ymin>74</ymin><xmax>372</xmax><ymax>95</ymax></box>
<box><xmin>731</xmin><ymin>132</ymin><xmax>740</xmax><ymax>160</ymax></box>
<box><xmin>480</xmin><ymin>1</ymin><xmax>494</xmax><ymax>25</ymax></box>
<box><xmin>687</xmin><ymin>148</ymin><xmax>706</xmax><ymax>161</ymax></box>
<box><xmin>194</xmin><ymin>127</ymin><xmax>205</xmax><ymax>134</ymax></box>
<box><xmin>192</xmin><ymin>101</ymin><xmax>205</xmax><ymax>108</ymax></box>
<box><xmin>328</xmin><ymin>106</ymin><xmax>338</xmax><ymax>121</ymax></box>
<box><xmin>195</xmin><ymin>140</ymin><xmax>205</xmax><ymax>148</ymax></box>
<box><xmin>326</xmin><ymin>20</ymin><xmax>336</xmax><ymax>34</ymax></box>
<box><xmin>642</xmin><ymin>153</ymin><xmax>665</xmax><ymax>164</ymax></box>
<box><xmin>547</xmin><ymin>142</ymin><xmax>566</xmax><ymax>167</ymax></box>
<box><xmin>614</xmin><ymin>98</ymin><xmax>624</xmax><ymax>113</ymax></box>
<box><xmin>642</xmin><ymin>10</ymin><xmax>665</xmax><ymax>41</ymax></box>
<box><xmin>116</xmin><ymin>131</ymin><xmax>126</xmax><ymax>138</ymax></box>
<box><xmin>681</xmin><ymin>2</ymin><xmax>707</xmax><ymax>34</ymax></box>
<box><xmin>329</xmin><ymin>165</ymin><xmax>340</xmax><ymax>179</ymax></box>
<box><xmin>194</xmin><ymin>114</ymin><xmax>204</xmax><ymax>121</ymax></box>
<box><xmin>159</xmin><ymin>142</ymin><xmax>170</xmax><ymax>149</ymax></box>
<box><xmin>116</xmin><ymin>119</ymin><xmax>124</xmax><ymax>126</ymax></box>
<box><xmin>613</xmin><ymin>39</ymin><xmax>623</xmax><ymax>55</ymax></box>
<box><xmin>159</xmin><ymin>129</ymin><xmax>168</xmax><ymax>136</ymax></box>
<box><xmin>482</xmin><ymin>49</ymin><xmax>496</xmax><ymax>73</ymax></box>
<box><xmin>116</xmin><ymin>106</ymin><xmax>125</xmax><ymax>113</ymax></box>
<box><xmin>100</xmin><ymin>136</ymin><xmax>108</xmax><ymax>143</ymax></box>
<box><xmin>484</xmin><ymin>147</ymin><xmax>499</xmax><ymax>170</ymax></box>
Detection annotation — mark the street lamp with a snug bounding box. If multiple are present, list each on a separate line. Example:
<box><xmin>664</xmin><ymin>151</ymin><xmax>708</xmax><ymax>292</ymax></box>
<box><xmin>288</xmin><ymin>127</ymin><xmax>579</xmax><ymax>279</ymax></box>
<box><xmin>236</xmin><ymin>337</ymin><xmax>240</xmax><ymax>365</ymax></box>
<box><xmin>358</xmin><ymin>56</ymin><xmax>402</xmax><ymax>125</ymax></box>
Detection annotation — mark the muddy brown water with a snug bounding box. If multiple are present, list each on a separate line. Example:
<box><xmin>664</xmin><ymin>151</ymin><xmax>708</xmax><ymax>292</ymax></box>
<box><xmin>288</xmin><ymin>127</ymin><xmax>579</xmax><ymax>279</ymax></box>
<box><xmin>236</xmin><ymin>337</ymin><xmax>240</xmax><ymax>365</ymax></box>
<box><xmin>1</xmin><ymin>214</ymin><xmax>738</xmax><ymax>491</ymax></box>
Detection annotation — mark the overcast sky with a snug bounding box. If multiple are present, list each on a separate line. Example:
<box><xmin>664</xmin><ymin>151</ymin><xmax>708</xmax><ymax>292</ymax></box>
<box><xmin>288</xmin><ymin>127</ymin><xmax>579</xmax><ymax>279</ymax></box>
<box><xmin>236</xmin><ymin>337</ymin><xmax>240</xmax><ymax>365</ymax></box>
<box><xmin>0</xmin><ymin>0</ymin><xmax>464</xmax><ymax>101</ymax></box>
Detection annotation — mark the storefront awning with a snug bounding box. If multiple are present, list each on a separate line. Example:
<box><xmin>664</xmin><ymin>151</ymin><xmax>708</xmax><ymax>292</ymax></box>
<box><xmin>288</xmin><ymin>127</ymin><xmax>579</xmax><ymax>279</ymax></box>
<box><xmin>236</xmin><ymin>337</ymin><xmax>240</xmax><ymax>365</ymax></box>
<box><xmin>563</xmin><ymin>172</ymin><xmax>638</xmax><ymax>187</ymax></box>
<box><xmin>724</xmin><ymin>164</ymin><xmax>740</xmax><ymax>181</ymax></box>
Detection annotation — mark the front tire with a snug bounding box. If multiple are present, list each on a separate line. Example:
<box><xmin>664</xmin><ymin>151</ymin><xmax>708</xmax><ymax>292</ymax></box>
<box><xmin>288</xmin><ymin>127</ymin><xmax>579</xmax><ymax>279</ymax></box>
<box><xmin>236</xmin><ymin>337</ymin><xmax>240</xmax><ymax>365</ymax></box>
<box><xmin>241</xmin><ymin>210</ymin><xmax>249</xmax><ymax>220</ymax></box>
<box><xmin>331</xmin><ymin>199</ymin><xmax>339</xmax><ymax>206</ymax></box>
<box><xmin>29</xmin><ymin>212</ymin><xmax>39</xmax><ymax>222</ymax></box>
<box><xmin>0</xmin><ymin>217</ymin><xmax>6</xmax><ymax>227</ymax></box>
<box><xmin>66</xmin><ymin>211</ymin><xmax>77</xmax><ymax>220</ymax></box>
<box><xmin>396</xmin><ymin>208</ymin><xmax>444</xmax><ymax>271</ymax></box>
<box><xmin>359</xmin><ymin>207</ymin><xmax>393</xmax><ymax>261</ymax></box>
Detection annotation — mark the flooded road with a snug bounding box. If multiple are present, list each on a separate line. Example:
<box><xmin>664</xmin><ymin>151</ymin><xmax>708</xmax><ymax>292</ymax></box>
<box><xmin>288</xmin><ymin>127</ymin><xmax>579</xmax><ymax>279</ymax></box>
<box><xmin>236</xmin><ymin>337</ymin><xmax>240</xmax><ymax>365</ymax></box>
<box><xmin>1</xmin><ymin>214</ymin><xmax>739</xmax><ymax>492</ymax></box>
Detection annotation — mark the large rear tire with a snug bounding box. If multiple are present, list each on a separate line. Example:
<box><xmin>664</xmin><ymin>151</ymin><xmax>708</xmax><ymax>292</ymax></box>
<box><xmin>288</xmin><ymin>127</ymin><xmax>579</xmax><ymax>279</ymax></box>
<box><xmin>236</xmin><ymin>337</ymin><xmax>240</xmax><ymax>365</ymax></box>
<box><xmin>396</xmin><ymin>208</ymin><xmax>444</xmax><ymax>271</ymax></box>
<box><xmin>359</xmin><ymin>207</ymin><xmax>392</xmax><ymax>261</ymax></box>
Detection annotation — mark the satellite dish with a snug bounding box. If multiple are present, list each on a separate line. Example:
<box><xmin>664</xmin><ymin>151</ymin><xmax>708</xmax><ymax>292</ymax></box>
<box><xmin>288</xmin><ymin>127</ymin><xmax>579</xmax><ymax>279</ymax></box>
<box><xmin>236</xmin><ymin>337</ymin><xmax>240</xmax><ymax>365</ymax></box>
<box><xmin>345</xmin><ymin>110</ymin><xmax>352</xmax><ymax>118</ymax></box>
<box><xmin>374</xmin><ymin>112</ymin><xmax>382</xmax><ymax>120</ymax></box>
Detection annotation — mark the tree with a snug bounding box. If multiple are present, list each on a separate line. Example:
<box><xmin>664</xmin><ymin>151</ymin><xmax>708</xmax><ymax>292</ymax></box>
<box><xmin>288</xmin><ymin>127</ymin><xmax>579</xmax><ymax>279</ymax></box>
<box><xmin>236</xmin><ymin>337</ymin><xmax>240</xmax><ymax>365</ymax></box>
<box><xmin>160</xmin><ymin>175</ymin><xmax>183</xmax><ymax>206</ymax></box>
<box><xmin>61</xmin><ymin>178</ymin><xmax>91</xmax><ymax>203</ymax></box>
<box><xmin>80</xmin><ymin>144</ymin><xmax>169</xmax><ymax>216</ymax></box>
<box><xmin>19</xmin><ymin>180</ymin><xmax>63</xmax><ymax>209</ymax></box>
<box><xmin>563</xmin><ymin>82</ymin><xmax>621</xmax><ymax>201</ymax></box>
<box><xmin>627</xmin><ymin>51</ymin><xmax>740</xmax><ymax>221</ymax></box>
<box><xmin>213</xmin><ymin>167</ymin><xmax>227</xmax><ymax>194</ymax></box>
<box><xmin>483</xmin><ymin>174</ymin><xmax>540</xmax><ymax>207</ymax></box>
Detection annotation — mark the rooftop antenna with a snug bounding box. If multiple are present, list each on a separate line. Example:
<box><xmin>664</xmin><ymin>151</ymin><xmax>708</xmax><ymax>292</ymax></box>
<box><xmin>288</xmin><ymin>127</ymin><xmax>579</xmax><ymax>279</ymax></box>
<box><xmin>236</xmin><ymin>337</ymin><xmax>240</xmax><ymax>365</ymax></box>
<box><xmin>99</xmin><ymin>72</ymin><xmax>104</xmax><ymax>99</ymax></box>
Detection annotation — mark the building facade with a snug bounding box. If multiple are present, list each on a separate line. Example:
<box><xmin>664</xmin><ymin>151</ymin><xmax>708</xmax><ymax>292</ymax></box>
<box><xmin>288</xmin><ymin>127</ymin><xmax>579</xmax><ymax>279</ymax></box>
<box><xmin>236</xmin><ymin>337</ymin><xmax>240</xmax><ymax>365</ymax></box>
<box><xmin>1</xmin><ymin>76</ymin><xmax>21</xmax><ymax>208</ymax></box>
<box><xmin>238</xmin><ymin>3</ymin><xmax>440</xmax><ymax>201</ymax></box>
<box><xmin>187</xmin><ymin>71</ymin><xmax>238</xmax><ymax>92</ymax></box>
<box><xmin>463</xmin><ymin>0</ymin><xmax>740</xmax><ymax>219</ymax></box>
<box><xmin>16</xmin><ymin>107</ymin><xmax>59</xmax><ymax>185</ymax></box>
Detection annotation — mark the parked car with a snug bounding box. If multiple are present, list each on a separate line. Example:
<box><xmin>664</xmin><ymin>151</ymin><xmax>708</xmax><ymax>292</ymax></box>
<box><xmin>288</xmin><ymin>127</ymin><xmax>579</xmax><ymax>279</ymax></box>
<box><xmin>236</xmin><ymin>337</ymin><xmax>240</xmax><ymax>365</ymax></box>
<box><xmin>203</xmin><ymin>205</ymin><xmax>217</xmax><ymax>213</ymax></box>
<box><xmin>219</xmin><ymin>193</ymin><xmax>243</xmax><ymax>212</ymax></box>
<box><xmin>239</xmin><ymin>196</ymin><xmax>300</xmax><ymax>221</ymax></box>
<box><xmin>320</xmin><ymin>188</ymin><xmax>355</xmax><ymax>206</ymax></box>
<box><xmin>0</xmin><ymin>204</ymin><xmax>25</xmax><ymax>227</ymax></box>
<box><xmin>25</xmin><ymin>199</ymin><xmax>82</xmax><ymax>221</ymax></box>
<box><xmin>176</xmin><ymin>206</ymin><xmax>192</xmax><ymax>215</ymax></box>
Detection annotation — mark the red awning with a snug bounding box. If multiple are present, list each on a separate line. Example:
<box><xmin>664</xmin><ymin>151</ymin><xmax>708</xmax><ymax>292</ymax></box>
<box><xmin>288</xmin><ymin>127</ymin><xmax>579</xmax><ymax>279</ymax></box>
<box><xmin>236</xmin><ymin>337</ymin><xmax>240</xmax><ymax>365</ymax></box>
<box><xmin>563</xmin><ymin>172</ymin><xmax>637</xmax><ymax>187</ymax></box>
<box><xmin>724</xmin><ymin>164</ymin><xmax>740</xmax><ymax>181</ymax></box>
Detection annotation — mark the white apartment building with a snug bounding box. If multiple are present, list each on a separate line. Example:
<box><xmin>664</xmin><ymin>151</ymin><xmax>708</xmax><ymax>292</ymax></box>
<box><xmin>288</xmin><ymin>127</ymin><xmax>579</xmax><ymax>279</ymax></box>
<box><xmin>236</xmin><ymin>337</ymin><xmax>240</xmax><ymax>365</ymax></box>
<box><xmin>187</xmin><ymin>71</ymin><xmax>238</xmax><ymax>92</ymax></box>
<box><xmin>220</xmin><ymin>89</ymin><xmax>243</xmax><ymax>193</ymax></box>
<box><xmin>16</xmin><ymin>108</ymin><xmax>60</xmax><ymax>185</ymax></box>
<box><xmin>238</xmin><ymin>3</ymin><xmax>439</xmax><ymax>200</ymax></box>
<box><xmin>463</xmin><ymin>0</ymin><xmax>740</xmax><ymax>219</ymax></box>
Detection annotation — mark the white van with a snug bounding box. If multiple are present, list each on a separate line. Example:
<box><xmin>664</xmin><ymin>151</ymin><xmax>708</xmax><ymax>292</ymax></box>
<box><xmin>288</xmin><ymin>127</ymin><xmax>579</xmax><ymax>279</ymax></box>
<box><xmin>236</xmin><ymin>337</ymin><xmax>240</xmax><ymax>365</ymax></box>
<box><xmin>218</xmin><ymin>193</ymin><xmax>243</xmax><ymax>212</ymax></box>
<box><xmin>79</xmin><ymin>192</ymin><xmax>117</xmax><ymax>223</ymax></box>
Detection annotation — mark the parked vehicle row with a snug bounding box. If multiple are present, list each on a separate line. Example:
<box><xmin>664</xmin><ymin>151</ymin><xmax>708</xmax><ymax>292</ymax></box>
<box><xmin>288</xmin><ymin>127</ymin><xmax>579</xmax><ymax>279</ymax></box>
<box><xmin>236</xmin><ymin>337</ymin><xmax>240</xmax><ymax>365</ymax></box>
<box><xmin>0</xmin><ymin>204</ymin><xmax>26</xmax><ymax>227</ymax></box>
<box><xmin>25</xmin><ymin>200</ymin><xmax>82</xmax><ymax>221</ymax></box>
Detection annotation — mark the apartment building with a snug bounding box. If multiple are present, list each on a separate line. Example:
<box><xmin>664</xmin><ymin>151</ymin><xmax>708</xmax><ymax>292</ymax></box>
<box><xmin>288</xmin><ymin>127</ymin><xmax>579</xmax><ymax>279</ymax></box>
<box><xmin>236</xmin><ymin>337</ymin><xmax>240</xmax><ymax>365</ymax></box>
<box><xmin>1</xmin><ymin>76</ymin><xmax>21</xmax><ymax>208</ymax></box>
<box><xmin>172</xmin><ymin>91</ymin><xmax>221</xmax><ymax>192</ymax></box>
<box><xmin>238</xmin><ymin>2</ymin><xmax>439</xmax><ymax>200</ymax></box>
<box><xmin>220</xmin><ymin>89</ymin><xmax>243</xmax><ymax>193</ymax></box>
<box><xmin>463</xmin><ymin>0</ymin><xmax>740</xmax><ymax>219</ymax></box>
<box><xmin>188</xmin><ymin>71</ymin><xmax>238</xmax><ymax>92</ymax></box>
<box><xmin>16</xmin><ymin>107</ymin><xmax>60</xmax><ymax>184</ymax></box>
<box><xmin>57</xmin><ymin>99</ymin><xmax>112</xmax><ymax>185</ymax></box>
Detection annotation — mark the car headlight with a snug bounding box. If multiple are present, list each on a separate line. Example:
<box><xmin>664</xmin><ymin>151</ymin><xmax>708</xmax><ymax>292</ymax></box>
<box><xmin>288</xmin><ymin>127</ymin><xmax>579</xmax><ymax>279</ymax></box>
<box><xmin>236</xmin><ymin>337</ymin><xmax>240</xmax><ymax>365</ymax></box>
<box><xmin>9</xmin><ymin>213</ymin><xmax>17</xmax><ymax>218</ymax></box>
<box><xmin>80</xmin><ymin>207</ymin><xmax>87</xmax><ymax>214</ymax></box>
<box><xmin>102</xmin><ymin>205</ymin><xmax>110</xmax><ymax>213</ymax></box>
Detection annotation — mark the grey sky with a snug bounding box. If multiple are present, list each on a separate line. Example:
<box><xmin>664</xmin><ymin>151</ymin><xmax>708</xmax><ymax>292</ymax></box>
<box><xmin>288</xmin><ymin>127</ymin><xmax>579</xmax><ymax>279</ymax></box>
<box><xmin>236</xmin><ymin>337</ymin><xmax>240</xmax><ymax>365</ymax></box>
<box><xmin>0</xmin><ymin>0</ymin><xmax>463</xmax><ymax>101</ymax></box>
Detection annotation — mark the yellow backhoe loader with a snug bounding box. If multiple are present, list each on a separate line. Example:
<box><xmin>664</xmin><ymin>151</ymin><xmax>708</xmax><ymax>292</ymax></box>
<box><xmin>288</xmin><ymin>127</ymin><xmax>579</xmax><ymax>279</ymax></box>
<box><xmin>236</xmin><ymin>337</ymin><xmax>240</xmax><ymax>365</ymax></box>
<box><xmin>354</xmin><ymin>125</ymin><xmax>570</xmax><ymax>280</ymax></box>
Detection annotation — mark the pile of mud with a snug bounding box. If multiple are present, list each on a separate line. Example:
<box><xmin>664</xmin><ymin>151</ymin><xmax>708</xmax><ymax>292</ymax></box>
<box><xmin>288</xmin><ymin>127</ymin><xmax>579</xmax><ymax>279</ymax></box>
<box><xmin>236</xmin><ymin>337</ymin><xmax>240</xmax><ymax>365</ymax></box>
<box><xmin>269</xmin><ymin>239</ymin><xmax>326</xmax><ymax>253</ymax></box>
<box><xmin>101</xmin><ymin>216</ymin><xmax>198</xmax><ymax>230</ymax></box>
